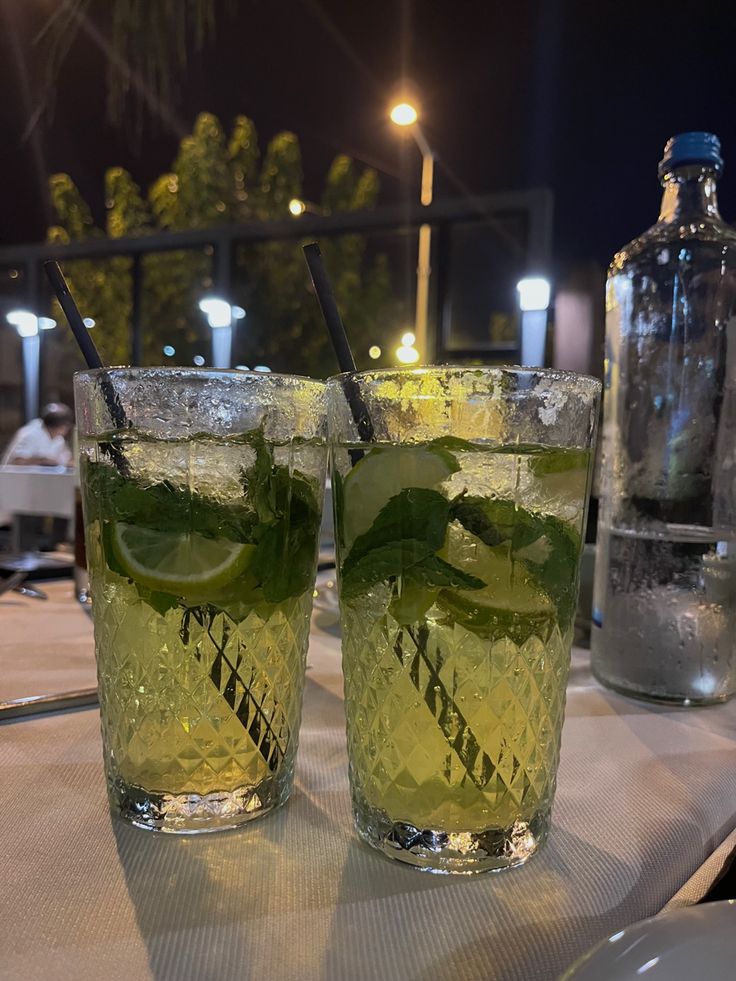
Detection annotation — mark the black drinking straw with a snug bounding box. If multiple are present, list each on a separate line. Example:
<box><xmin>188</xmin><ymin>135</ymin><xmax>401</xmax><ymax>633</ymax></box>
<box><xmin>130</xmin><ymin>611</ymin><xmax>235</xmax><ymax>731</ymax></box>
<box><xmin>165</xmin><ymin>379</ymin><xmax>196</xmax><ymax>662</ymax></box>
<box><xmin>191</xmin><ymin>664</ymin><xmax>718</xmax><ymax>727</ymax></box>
<box><xmin>45</xmin><ymin>260</ymin><xmax>283</xmax><ymax>773</ymax></box>
<box><xmin>44</xmin><ymin>260</ymin><xmax>130</xmax><ymax>474</ymax></box>
<box><xmin>303</xmin><ymin>243</ymin><xmax>375</xmax><ymax>443</ymax></box>
<box><xmin>303</xmin><ymin>245</ymin><xmax>491</xmax><ymax>791</ymax></box>
<box><xmin>45</xmin><ymin>261</ymin><xmax>103</xmax><ymax>371</ymax></box>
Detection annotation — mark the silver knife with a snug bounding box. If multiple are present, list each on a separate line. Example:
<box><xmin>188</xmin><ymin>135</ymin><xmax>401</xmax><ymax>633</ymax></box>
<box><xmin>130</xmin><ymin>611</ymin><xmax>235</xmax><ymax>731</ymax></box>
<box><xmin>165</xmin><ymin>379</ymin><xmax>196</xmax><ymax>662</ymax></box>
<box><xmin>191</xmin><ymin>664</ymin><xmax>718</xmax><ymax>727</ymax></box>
<box><xmin>0</xmin><ymin>688</ymin><xmax>98</xmax><ymax>721</ymax></box>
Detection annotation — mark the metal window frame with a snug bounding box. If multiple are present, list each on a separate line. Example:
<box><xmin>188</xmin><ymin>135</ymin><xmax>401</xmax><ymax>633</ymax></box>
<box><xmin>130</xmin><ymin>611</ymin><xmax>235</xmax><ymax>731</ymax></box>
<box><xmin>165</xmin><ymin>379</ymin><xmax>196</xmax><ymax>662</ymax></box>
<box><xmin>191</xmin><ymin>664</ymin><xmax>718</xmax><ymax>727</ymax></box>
<box><xmin>0</xmin><ymin>190</ymin><xmax>552</xmax><ymax>366</ymax></box>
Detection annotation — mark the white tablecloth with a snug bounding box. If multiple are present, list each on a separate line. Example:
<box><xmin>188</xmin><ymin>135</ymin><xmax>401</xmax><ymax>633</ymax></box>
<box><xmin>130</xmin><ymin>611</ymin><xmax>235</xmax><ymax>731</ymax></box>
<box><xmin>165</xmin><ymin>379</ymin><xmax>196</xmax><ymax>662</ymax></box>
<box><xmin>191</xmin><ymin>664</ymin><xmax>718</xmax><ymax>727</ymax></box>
<box><xmin>0</xmin><ymin>466</ymin><xmax>76</xmax><ymax>520</ymax></box>
<box><xmin>0</xmin><ymin>581</ymin><xmax>95</xmax><ymax>701</ymax></box>
<box><xmin>1</xmin><ymin>586</ymin><xmax>735</xmax><ymax>981</ymax></box>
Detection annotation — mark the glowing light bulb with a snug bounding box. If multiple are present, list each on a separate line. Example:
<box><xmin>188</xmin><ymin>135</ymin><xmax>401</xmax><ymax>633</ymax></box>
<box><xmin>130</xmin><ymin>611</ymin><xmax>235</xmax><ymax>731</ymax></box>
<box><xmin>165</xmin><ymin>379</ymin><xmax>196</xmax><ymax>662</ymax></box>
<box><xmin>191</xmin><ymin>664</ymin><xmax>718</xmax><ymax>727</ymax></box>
<box><xmin>390</xmin><ymin>102</ymin><xmax>418</xmax><ymax>127</ymax></box>
<box><xmin>516</xmin><ymin>277</ymin><xmax>551</xmax><ymax>312</ymax></box>
<box><xmin>396</xmin><ymin>343</ymin><xmax>420</xmax><ymax>364</ymax></box>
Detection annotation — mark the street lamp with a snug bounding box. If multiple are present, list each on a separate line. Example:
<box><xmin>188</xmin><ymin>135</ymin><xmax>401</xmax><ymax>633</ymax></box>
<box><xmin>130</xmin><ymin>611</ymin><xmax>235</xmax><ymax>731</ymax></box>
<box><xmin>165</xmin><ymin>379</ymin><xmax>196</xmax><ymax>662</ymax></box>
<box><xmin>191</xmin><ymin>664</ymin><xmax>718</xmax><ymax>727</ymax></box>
<box><xmin>6</xmin><ymin>310</ymin><xmax>56</xmax><ymax>421</ymax></box>
<box><xmin>198</xmin><ymin>296</ymin><xmax>246</xmax><ymax>369</ymax></box>
<box><xmin>517</xmin><ymin>277</ymin><xmax>552</xmax><ymax>367</ymax></box>
<box><xmin>389</xmin><ymin>102</ymin><xmax>418</xmax><ymax>127</ymax></box>
<box><xmin>389</xmin><ymin>98</ymin><xmax>435</xmax><ymax>363</ymax></box>
<box><xmin>288</xmin><ymin>198</ymin><xmax>323</xmax><ymax>217</ymax></box>
<box><xmin>395</xmin><ymin>330</ymin><xmax>420</xmax><ymax>365</ymax></box>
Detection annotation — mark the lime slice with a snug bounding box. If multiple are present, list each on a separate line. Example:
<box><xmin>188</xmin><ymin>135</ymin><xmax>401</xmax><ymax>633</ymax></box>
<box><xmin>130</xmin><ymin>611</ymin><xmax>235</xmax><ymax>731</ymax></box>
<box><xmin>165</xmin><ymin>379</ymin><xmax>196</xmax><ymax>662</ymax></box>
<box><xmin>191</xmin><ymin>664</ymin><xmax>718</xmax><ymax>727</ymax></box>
<box><xmin>528</xmin><ymin>447</ymin><xmax>589</xmax><ymax>476</ymax></box>
<box><xmin>342</xmin><ymin>445</ymin><xmax>457</xmax><ymax>548</ymax></box>
<box><xmin>528</xmin><ymin>447</ymin><xmax>590</xmax><ymax>518</ymax></box>
<box><xmin>436</xmin><ymin>521</ymin><xmax>555</xmax><ymax>636</ymax></box>
<box><xmin>389</xmin><ymin>577</ymin><xmax>441</xmax><ymax>626</ymax></box>
<box><xmin>112</xmin><ymin>522</ymin><xmax>256</xmax><ymax>597</ymax></box>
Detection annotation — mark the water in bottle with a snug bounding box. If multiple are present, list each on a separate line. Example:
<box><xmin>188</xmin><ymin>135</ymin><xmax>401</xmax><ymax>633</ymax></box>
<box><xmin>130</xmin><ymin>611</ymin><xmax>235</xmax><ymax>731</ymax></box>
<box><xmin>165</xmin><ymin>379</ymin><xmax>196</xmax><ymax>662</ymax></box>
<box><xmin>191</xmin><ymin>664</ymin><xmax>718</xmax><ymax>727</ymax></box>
<box><xmin>591</xmin><ymin>132</ymin><xmax>736</xmax><ymax>704</ymax></box>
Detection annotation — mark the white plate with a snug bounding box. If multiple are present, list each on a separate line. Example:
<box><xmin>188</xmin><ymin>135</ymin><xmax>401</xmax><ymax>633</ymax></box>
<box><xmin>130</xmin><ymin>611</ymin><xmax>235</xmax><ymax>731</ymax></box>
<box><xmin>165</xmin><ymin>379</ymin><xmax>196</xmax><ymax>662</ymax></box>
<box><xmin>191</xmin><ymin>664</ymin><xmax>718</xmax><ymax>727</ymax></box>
<box><xmin>562</xmin><ymin>900</ymin><xmax>736</xmax><ymax>979</ymax></box>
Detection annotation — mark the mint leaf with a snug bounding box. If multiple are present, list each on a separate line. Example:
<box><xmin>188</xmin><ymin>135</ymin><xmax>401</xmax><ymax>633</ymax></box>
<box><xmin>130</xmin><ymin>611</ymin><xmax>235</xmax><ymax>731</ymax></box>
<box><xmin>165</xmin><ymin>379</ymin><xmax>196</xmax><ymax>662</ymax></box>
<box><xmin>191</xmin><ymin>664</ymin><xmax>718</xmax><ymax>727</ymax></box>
<box><xmin>342</xmin><ymin>488</ymin><xmax>448</xmax><ymax>569</ymax></box>
<box><xmin>389</xmin><ymin>578</ymin><xmax>440</xmax><ymax>625</ymax></box>
<box><xmin>139</xmin><ymin>588</ymin><xmax>181</xmax><ymax>617</ymax></box>
<box><xmin>84</xmin><ymin>444</ymin><xmax>323</xmax><ymax>607</ymax></box>
<box><xmin>340</xmin><ymin>488</ymin><xmax>451</xmax><ymax>599</ymax></box>
<box><xmin>244</xmin><ymin>432</ymin><xmax>279</xmax><ymax>524</ymax></box>
<box><xmin>528</xmin><ymin>447</ymin><xmax>589</xmax><ymax>476</ymax></box>
<box><xmin>430</xmin><ymin>435</ymin><xmax>478</xmax><ymax>456</ymax></box>
<box><xmin>450</xmin><ymin>495</ymin><xmax>513</xmax><ymax>547</ymax></box>
<box><xmin>387</xmin><ymin>555</ymin><xmax>485</xmax><ymax>626</ymax></box>
<box><xmin>83</xmin><ymin>460</ymin><xmax>257</xmax><ymax>544</ymax></box>
<box><xmin>241</xmin><ymin>433</ymin><xmax>320</xmax><ymax>601</ymax></box>
<box><xmin>422</xmin><ymin>438</ymin><xmax>463</xmax><ymax>473</ymax></box>
<box><xmin>450</xmin><ymin>495</ymin><xmax>581</xmax><ymax>628</ymax></box>
<box><xmin>251</xmin><ymin>468</ymin><xmax>322</xmax><ymax>603</ymax></box>
<box><xmin>489</xmin><ymin>442</ymin><xmax>548</xmax><ymax>456</ymax></box>
<box><xmin>341</xmin><ymin>541</ymin><xmax>437</xmax><ymax>599</ymax></box>
<box><xmin>408</xmin><ymin>555</ymin><xmax>484</xmax><ymax>590</ymax></box>
<box><xmin>339</xmin><ymin>487</ymin><xmax>486</xmax><ymax>602</ymax></box>
<box><xmin>345</xmin><ymin>488</ymin><xmax>450</xmax><ymax>567</ymax></box>
<box><xmin>331</xmin><ymin>467</ymin><xmax>345</xmax><ymax>551</ymax></box>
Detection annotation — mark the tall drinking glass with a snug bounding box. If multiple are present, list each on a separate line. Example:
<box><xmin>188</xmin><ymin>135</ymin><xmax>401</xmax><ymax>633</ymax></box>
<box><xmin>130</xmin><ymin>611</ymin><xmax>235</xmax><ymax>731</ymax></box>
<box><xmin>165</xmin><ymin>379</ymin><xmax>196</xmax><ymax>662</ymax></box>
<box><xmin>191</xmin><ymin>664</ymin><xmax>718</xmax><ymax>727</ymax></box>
<box><xmin>75</xmin><ymin>369</ymin><xmax>326</xmax><ymax>833</ymax></box>
<box><xmin>328</xmin><ymin>367</ymin><xmax>600</xmax><ymax>873</ymax></box>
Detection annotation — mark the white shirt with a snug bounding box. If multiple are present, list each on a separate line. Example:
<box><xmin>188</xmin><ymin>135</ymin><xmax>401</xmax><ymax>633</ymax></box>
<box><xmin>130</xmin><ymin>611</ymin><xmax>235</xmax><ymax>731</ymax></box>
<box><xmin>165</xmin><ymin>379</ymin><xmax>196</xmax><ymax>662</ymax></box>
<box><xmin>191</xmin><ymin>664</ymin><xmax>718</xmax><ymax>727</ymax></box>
<box><xmin>0</xmin><ymin>419</ymin><xmax>73</xmax><ymax>467</ymax></box>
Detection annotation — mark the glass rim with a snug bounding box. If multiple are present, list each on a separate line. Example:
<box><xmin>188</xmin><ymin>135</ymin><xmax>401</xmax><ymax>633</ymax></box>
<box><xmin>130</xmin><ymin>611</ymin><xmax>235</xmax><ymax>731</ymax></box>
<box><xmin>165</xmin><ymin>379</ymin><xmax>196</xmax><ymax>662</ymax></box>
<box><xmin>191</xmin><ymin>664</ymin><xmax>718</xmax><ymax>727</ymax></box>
<box><xmin>74</xmin><ymin>366</ymin><xmax>326</xmax><ymax>391</ymax></box>
<box><xmin>326</xmin><ymin>363</ymin><xmax>601</xmax><ymax>396</ymax></box>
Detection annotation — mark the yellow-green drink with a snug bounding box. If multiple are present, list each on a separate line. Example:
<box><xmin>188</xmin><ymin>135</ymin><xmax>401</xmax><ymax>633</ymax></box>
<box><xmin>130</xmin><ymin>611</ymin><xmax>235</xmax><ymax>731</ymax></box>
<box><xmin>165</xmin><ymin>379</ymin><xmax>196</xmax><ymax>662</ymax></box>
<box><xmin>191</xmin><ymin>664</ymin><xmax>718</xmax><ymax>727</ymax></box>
<box><xmin>328</xmin><ymin>368</ymin><xmax>600</xmax><ymax>873</ymax></box>
<box><xmin>76</xmin><ymin>369</ymin><xmax>326</xmax><ymax>833</ymax></box>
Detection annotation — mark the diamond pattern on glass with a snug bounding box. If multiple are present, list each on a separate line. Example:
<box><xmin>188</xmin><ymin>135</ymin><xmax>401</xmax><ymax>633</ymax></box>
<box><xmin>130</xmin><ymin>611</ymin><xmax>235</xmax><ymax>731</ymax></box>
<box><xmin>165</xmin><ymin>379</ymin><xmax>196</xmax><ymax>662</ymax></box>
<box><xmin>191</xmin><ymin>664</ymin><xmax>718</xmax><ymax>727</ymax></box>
<box><xmin>94</xmin><ymin>576</ymin><xmax>311</xmax><ymax>800</ymax></box>
<box><xmin>342</xmin><ymin>602</ymin><xmax>569</xmax><ymax>835</ymax></box>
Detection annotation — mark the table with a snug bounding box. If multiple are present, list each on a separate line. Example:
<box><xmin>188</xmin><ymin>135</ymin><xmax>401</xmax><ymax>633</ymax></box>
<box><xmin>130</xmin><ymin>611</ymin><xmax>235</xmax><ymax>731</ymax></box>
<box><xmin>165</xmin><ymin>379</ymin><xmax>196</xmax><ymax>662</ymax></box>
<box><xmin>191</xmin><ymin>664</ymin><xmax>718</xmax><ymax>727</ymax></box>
<box><xmin>0</xmin><ymin>466</ymin><xmax>76</xmax><ymax>553</ymax></box>
<box><xmin>0</xmin><ymin>466</ymin><xmax>76</xmax><ymax>519</ymax></box>
<box><xmin>1</xmin><ymin>583</ymin><xmax>735</xmax><ymax>981</ymax></box>
<box><xmin>0</xmin><ymin>580</ymin><xmax>95</xmax><ymax>703</ymax></box>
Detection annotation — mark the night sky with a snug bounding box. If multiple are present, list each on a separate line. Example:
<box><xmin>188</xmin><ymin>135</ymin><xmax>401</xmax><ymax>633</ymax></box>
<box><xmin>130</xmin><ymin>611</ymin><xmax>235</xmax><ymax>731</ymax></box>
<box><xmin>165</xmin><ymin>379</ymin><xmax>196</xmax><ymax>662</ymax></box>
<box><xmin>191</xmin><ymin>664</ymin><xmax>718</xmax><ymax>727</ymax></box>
<box><xmin>1</xmin><ymin>0</ymin><xmax>735</xmax><ymax>276</ymax></box>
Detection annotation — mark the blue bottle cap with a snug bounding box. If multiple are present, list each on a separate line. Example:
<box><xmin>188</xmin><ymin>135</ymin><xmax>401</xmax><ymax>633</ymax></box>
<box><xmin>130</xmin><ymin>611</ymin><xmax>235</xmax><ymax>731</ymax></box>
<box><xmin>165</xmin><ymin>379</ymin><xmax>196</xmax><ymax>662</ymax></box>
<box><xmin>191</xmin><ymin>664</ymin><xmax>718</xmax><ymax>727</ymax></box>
<box><xmin>658</xmin><ymin>132</ymin><xmax>723</xmax><ymax>178</ymax></box>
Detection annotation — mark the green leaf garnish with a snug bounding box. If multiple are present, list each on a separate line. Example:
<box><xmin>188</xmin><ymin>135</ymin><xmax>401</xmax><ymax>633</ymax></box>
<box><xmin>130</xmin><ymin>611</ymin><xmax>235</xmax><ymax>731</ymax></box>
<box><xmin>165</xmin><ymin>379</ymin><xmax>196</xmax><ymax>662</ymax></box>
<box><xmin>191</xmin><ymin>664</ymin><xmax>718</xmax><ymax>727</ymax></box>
<box><xmin>237</xmin><ymin>433</ymin><xmax>322</xmax><ymax>602</ymax></box>
<box><xmin>406</xmin><ymin>555</ymin><xmax>485</xmax><ymax>590</ymax></box>
<box><xmin>340</xmin><ymin>485</ymin><xmax>485</xmax><ymax>607</ymax></box>
<box><xmin>251</xmin><ymin>470</ymin><xmax>322</xmax><ymax>603</ymax></box>
<box><xmin>83</xmin><ymin>433</ymin><xmax>323</xmax><ymax>609</ymax></box>
<box><xmin>340</xmin><ymin>488</ymin><xmax>452</xmax><ymax>599</ymax></box>
<box><xmin>449</xmin><ymin>495</ymin><xmax>581</xmax><ymax>629</ymax></box>
<box><xmin>84</xmin><ymin>459</ymin><xmax>257</xmax><ymax>544</ymax></box>
<box><xmin>528</xmin><ymin>447</ymin><xmax>589</xmax><ymax>476</ymax></box>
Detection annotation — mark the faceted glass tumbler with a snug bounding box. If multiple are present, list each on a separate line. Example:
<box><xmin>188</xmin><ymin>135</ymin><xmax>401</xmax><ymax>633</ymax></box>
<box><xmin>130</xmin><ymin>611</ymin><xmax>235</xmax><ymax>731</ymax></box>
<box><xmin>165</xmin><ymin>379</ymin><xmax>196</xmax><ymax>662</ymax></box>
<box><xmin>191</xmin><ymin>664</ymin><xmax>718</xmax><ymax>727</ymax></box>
<box><xmin>328</xmin><ymin>367</ymin><xmax>600</xmax><ymax>873</ymax></box>
<box><xmin>75</xmin><ymin>368</ymin><xmax>327</xmax><ymax>833</ymax></box>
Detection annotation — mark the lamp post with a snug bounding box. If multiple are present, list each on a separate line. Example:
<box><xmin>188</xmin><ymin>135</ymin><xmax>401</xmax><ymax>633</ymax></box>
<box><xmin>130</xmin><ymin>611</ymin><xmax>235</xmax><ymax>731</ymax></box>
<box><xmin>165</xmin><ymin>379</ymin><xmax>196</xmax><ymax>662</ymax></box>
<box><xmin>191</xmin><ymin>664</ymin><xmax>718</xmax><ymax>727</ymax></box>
<box><xmin>395</xmin><ymin>330</ymin><xmax>420</xmax><ymax>365</ymax></box>
<box><xmin>6</xmin><ymin>310</ymin><xmax>57</xmax><ymax>422</ymax></box>
<box><xmin>198</xmin><ymin>297</ymin><xmax>246</xmax><ymax>369</ymax></box>
<box><xmin>389</xmin><ymin>100</ymin><xmax>435</xmax><ymax>363</ymax></box>
<box><xmin>288</xmin><ymin>198</ymin><xmax>323</xmax><ymax>217</ymax></box>
<box><xmin>516</xmin><ymin>277</ymin><xmax>552</xmax><ymax>367</ymax></box>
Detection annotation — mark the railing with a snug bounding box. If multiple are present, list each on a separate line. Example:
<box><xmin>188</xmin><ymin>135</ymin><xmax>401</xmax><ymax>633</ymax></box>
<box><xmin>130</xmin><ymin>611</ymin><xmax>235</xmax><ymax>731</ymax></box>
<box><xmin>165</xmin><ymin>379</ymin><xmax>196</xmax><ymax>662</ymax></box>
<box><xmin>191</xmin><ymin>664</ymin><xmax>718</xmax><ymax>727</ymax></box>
<box><xmin>0</xmin><ymin>189</ymin><xmax>552</xmax><ymax>364</ymax></box>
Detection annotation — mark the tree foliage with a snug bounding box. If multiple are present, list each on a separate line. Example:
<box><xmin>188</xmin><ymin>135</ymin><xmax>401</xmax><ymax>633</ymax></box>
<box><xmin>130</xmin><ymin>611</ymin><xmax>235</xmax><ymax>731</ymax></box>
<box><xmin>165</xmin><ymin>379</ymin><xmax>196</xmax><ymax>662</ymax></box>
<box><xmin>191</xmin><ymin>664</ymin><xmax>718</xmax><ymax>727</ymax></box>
<box><xmin>47</xmin><ymin>112</ymin><xmax>400</xmax><ymax>378</ymax></box>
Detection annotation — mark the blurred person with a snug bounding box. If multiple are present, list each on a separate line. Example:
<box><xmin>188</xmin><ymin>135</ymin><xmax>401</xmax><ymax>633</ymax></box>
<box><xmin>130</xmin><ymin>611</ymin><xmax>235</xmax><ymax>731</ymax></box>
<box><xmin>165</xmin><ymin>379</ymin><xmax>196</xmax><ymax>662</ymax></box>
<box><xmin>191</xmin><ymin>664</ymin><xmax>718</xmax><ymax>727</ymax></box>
<box><xmin>0</xmin><ymin>404</ymin><xmax>74</xmax><ymax>551</ymax></box>
<box><xmin>1</xmin><ymin>403</ymin><xmax>74</xmax><ymax>468</ymax></box>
